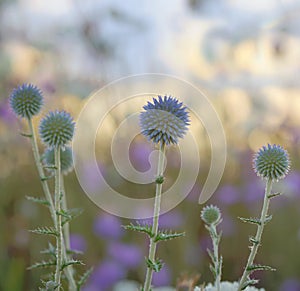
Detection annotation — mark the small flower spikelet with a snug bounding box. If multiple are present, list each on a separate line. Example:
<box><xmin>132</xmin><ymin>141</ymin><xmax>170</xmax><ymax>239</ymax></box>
<box><xmin>201</xmin><ymin>205</ymin><xmax>221</xmax><ymax>225</ymax></box>
<box><xmin>140</xmin><ymin>95</ymin><xmax>190</xmax><ymax>144</ymax></box>
<box><xmin>10</xmin><ymin>83</ymin><xmax>43</xmax><ymax>119</ymax></box>
<box><xmin>39</xmin><ymin>110</ymin><xmax>75</xmax><ymax>148</ymax></box>
<box><xmin>253</xmin><ymin>144</ymin><xmax>290</xmax><ymax>181</ymax></box>
<box><xmin>43</xmin><ymin>146</ymin><xmax>73</xmax><ymax>175</ymax></box>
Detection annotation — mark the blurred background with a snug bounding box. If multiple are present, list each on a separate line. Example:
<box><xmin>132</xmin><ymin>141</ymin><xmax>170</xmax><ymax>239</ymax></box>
<box><xmin>1</xmin><ymin>0</ymin><xmax>300</xmax><ymax>290</ymax></box>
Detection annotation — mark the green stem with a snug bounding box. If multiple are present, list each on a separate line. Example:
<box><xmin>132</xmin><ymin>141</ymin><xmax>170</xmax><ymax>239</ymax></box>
<box><xmin>210</xmin><ymin>224</ymin><xmax>221</xmax><ymax>291</ymax></box>
<box><xmin>27</xmin><ymin>118</ymin><xmax>56</xmax><ymax>224</ymax></box>
<box><xmin>238</xmin><ymin>179</ymin><xmax>273</xmax><ymax>291</ymax></box>
<box><xmin>54</xmin><ymin>147</ymin><xmax>63</xmax><ymax>287</ymax></box>
<box><xmin>61</xmin><ymin>176</ymin><xmax>77</xmax><ymax>291</ymax></box>
<box><xmin>143</xmin><ymin>142</ymin><xmax>166</xmax><ymax>291</ymax></box>
<box><xmin>27</xmin><ymin>118</ymin><xmax>77</xmax><ymax>289</ymax></box>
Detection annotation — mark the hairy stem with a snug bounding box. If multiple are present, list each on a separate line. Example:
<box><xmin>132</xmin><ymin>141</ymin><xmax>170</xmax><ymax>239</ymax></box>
<box><xmin>238</xmin><ymin>179</ymin><xmax>273</xmax><ymax>290</ymax></box>
<box><xmin>61</xmin><ymin>176</ymin><xmax>77</xmax><ymax>290</ymax></box>
<box><xmin>28</xmin><ymin>118</ymin><xmax>56</xmax><ymax>224</ymax></box>
<box><xmin>27</xmin><ymin>118</ymin><xmax>76</xmax><ymax>289</ymax></box>
<box><xmin>143</xmin><ymin>142</ymin><xmax>165</xmax><ymax>291</ymax></box>
<box><xmin>210</xmin><ymin>224</ymin><xmax>221</xmax><ymax>291</ymax></box>
<box><xmin>54</xmin><ymin>147</ymin><xmax>63</xmax><ymax>287</ymax></box>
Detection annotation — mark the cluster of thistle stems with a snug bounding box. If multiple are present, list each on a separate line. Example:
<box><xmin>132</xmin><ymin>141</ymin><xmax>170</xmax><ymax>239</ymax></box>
<box><xmin>27</xmin><ymin>118</ymin><xmax>76</xmax><ymax>290</ymax></box>
<box><xmin>202</xmin><ymin>178</ymin><xmax>275</xmax><ymax>291</ymax></box>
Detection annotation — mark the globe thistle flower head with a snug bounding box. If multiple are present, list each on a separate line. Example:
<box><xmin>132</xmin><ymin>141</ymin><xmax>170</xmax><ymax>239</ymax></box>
<box><xmin>253</xmin><ymin>144</ymin><xmax>290</xmax><ymax>181</ymax></box>
<box><xmin>201</xmin><ymin>205</ymin><xmax>221</xmax><ymax>225</ymax></box>
<box><xmin>43</xmin><ymin>146</ymin><xmax>73</xmax><ymax>175</ymax></box>
<box><xmin>140</xmin><ymin>95</ymin><xmax>190</xmax><ymax>145</ymax></box>
<box><xmin>9</xmin><ymin>83</ymin><xmax>43</xmax><ymax>119</ymax></box>
<box><xmin>39</xmin><ymin>110</ymin><xmax>75</xmax><ymax>148</ymax></box>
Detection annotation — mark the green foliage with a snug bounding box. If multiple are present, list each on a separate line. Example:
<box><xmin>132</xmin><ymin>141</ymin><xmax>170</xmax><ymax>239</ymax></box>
<box><xmin>61</xmin><ymin>260</ymin><xmax>84</xmax><ymax>271</ymax></box>
<box><xmin>30</xmin><ymin>227</ymin><xmax>59</xmax><ymax>237</ymax></box>
<box><xmin>145</xmin><ymin>258</ymin><xmax>163</xmax><ymax>272</ymax></box>
<box><xmin>40</xmin><ymin>243</ymin><xmax>56</xmax><ymax>258</ymax></box>
<box><xmin>57</xmin><ymin>208</ymin><xmax>84</xmax><ymax>226</ymax></box>
<box><xmin>76</xmin><ymin>267</ymin><xmax>94</xmax><ymax>291</ymax></box>
<box><xmin>154</xmin><ymin>230</ymin><xmax>185</xmax><ymax>243</ymax></box>
<box><xmin>26</xmin><ymin>195</ymin><xmax>50</xmax><ymax>206</ymax></box>
<box><xmin>122</xmin><ymin>222</ymin><xmax>154</xmax><ymax>238</ymax></box>
<box><xmin>28</xmin><ymin>260</ymin><xmax>56</xmax><ymax>270</ymax></box>
<box><xmin>267</xmin><ymin>192</ymin><xmax>282</xmax><ymax>199</ymax></box>
<box><xmin>241</xmin><ymin>279</ymin><xmax>259</xmax><ymax>290</ymax></box>
<box><xmin>246</xmin><ymin>264</ymin><xmax>276</xmax><ymax>272</ymax></box>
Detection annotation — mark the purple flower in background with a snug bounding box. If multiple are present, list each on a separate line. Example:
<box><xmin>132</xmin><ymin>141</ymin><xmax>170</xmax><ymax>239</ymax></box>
<box><xmin>93</xmin><ymin>213</ymin><xmax>123</xmax><ymax>240</ymax></box>
<box><xmin>285</xmin><ymin>171</ymin><xmax>300</xmax><ymax>196</ymax></box>
<box><xmin>243</xmin><ymin>180</ymin><xmax>264</xmax><ymax>204</ymax></box>
<box><xmin>217</xmin><ymin>184</ymin><xmax>239</xmax><ymax>205</ymax></box>
<box><xmin>129</xmin><ymin>141</ymin><xmax>153</xmax><ymax>172</ymax></box>
<box><xmin>159</xmin><ymin>210</ymin><xmax>183</xmax><ymax>228</ymax></box>
<box><xmin>152</xmin><ymin>264</ymin><xmax>172</xmax><ymax>286</ymax></box>
<box><xmin>108</xmin><ymin>242</ymin><xmax>143</xmax><ymax>268</ymax></box>
<box><xmin>87</xmin><ymin>260</ymin><xmax>126</xmax><ymax>290</ymax></box>
<box><xmin>82</xmin><ymin>162</ymin><xmax>106</xmax><ymax>193</ymax></box>
<box><xmin>70</xmin><ymin>233</ymin><xmax>87</xmax><ymax>253</ymax></box>
<box><xmin>279</xmin><ymin>278</ymin><xmax>300</xmax><ymax>291</ymax></box>
<box><xmin>0</xmin><ymin>100</ymin><xmax>15</xmax><ymax>124</ymax></box>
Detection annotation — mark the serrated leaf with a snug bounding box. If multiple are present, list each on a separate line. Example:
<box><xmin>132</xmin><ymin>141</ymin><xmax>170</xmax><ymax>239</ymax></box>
<box><xmin>26</xmin><ymin>195</ymin><xmax>50</xmax><ymax>206</ymax></box>
<box><xmin>267</xmin><ymin>192</ymin><xmax>282</xmax><ymax>199</ymax></box>
<box><xmin>77</xmin><ymin>267</ymin><xmax>93</xmax><ymax>290</ymax></box>
<box><xmin>27</xmin><ymin>260</ymin><xmax>56</xmax><ymax>270</ymax></box>
<box><xmin>66</xmin><ymin>249</ymin><xmax>84</xmax><ymax>256</ymax></box>
<box><xmin>29</xmin><ymin>227</ymin><xmax>58</xmax><ymax>237</ymax></box>
<box><xmin>145</xmin><ymin>258</ymin><xmax>163</xmax><ymax>272</ymax></box>
<box><xmin>40</xmin><ymin>243</ymin><xmax>56</xmax><ymax>258</ymax></box>
<box><xmin>60</xmin><ymin>208</ymin><xmax>84</xmax><ymax>226</ymax></box>
<box><xmin>264</xmin><ymin>215</ymin><xmax>273</xmax><ymax>224</ymax></box>
<box><xmin>246</xmin><ymin>264</ymin><xmax>276</xmax><ymax>272</ymax></box>
<box><xmin>61</xmin><ymin>259</ymin><xmax>84</xmax><ymax>271</ymax></box>
<box><xmin>241</xmin><ymin>278</ymin><xmax>259</xmax><ymax>290</ymax></box>
<box><xmin>238</xmin><ymin>217</ymin><xmax>261</xmax><ymax>225</ymax></box>
<box><xmin>249</xmin><ymin>236</ymin><xmax>260</xmax><ymax>245</ymax></box>
<box><xmin>20</xmin><ymin>132</ymin><xmax>32</xmax><ymax>138</ymax></box>
<box><xmin>207</xmin><ymin>248</ymin><xmax>215</xmax><ymax>263</ymax></box>
<box><xmin>154</xmin><ymin>230</ymin><xmax>185</xmax><ymax>242</ymax></box>
<box><xmin>122</xmin><ymin>223</ymin><xmax>154</xmax><ymax>238</ymax></box>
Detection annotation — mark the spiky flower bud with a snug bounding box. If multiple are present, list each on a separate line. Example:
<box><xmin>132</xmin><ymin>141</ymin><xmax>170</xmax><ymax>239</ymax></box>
<box><xmin>253</xmin><ymin>144</ymin><xmax>290</xmax><ymax>181</ymax></box>
<box><xmin>140</xmin><ymin>95</ymin><xmax>190</xmax><ymax>145</ymax></box>
<box><xmin>39</xmin><ymin>110</ymin><xmax>75</xmax><ymax>148</ymax></box>
<box><xmin>201</xmin><ymin>205</ymin><xmax>221</xmax><ymax>225</ymax></box>
<box><xmin>9</xmin><ymin>83</ymin><xmax>43</xmax><ymax>119</ymax></box>
<box><xmin>43</xmin><ymin>146</ymin><xmax>73</xmax><ymax>175</ymax></box>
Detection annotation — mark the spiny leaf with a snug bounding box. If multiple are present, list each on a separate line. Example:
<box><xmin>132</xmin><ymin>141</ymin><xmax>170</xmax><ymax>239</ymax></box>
<box><xmin>249</xmin><ymin>236</ymin><xmax>260</xmax><ymax>245</ymax></box>
<box><xmin>20</xmin><ymin>132</ymin><xmax>32</xmax><ymax>138</ymax></box>
<box><xmin>26</xmin><ymin>195</ymin><xmax>50</xmax><ymax>206</ymax></box>
<box><xmin>267</xmin><ymin>192</ymin><xmax>282</xmax><ymax>199</ymax></box>
<box><xmin>154</xmin><ymin>230</ymin><xmax>185</xmax><ymax>242</ymax></box>
<box><xmin>246</xmin><ymin>264</ymin><xmax>276</xmax><ymax>272</ymax></box>
<box><xmin>145</xmin><ymin>258</ymin><xmax>163</xmax><ymax>272</ymax></box>
<box><xmin>77</xmin><ymin>267</ymin><xmax>93</xmax><ymax>290</ymax></box>
<box><xmin>207</xmin><ymin>248</ymin><xmax>215</xmax><ymax>263</ymax></box>
<box><xmin>122</xmin><ymin>223</ymin><xmax>154</xmax><ymax>238</ymax></box>
<box><xmin>66</xmin><ymin>249</ymin><xmax>84</xmax><ymax>256</ymax></box>
<box><xmin>61</xmin><ymin>259</ymin><xmax>84</xmax><ymax>271</ymax></box>
<box><xmin>27</xmin><ymin>260</ymin><xmax>56</xmax><ymax>270</ymax></box>
<box><xmin>41</xmin><ymin>176</ymin><xmax>52</xmax><ymax>181</ymax></box>
<box><xmin>238</xmin><ymin>217</ymin><xmax>261</xmax><ymax>225</ymax></box>
<box><xmin>60</xmin><ymin>208</ymin><xmax>84</xmax><ymax>226</ymax></box>
<box><xmin>241</xmin><ymin>278</ymin><xmax>259</xmax><ymax>290</ymax></box>
<box><xmin>29</xmin><ymin>227</ymin><xmax>58</xmax><ymax>237</ymax></box>
<box><xmin>40</xmin><ymin>243</ymin><xmax>56</xmax><ymax>258</ymax></box>
<box><xmin>264</xmin><ymin>215</ymin><xmax>273</xmax><ymax>224</ymax></box>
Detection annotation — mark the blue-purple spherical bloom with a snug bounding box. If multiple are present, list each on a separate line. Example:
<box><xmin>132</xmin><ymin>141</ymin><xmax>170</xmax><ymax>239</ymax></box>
<box><xmin>39</xmin><ymin>110</ymin><xmax>75</xmax><ymax>148</ymax></box>
<box><xmin>43</xmin><ymin>146</ymin><xmax>73</xmax><ymax>175</ymax></box>
<box><xmin>140</xmin><ymin>95</ymin><xmax>190</xmax><ymax>145</ymax></box>
<box><xmin>9</xmin><ymin>83</ymin><xmax>43</xmax><ymax>119</ymax></box>
<box><xmin>253</xmin><ymin>144</ymin><xmax>290</xmax><ymax>181</ymax></box>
